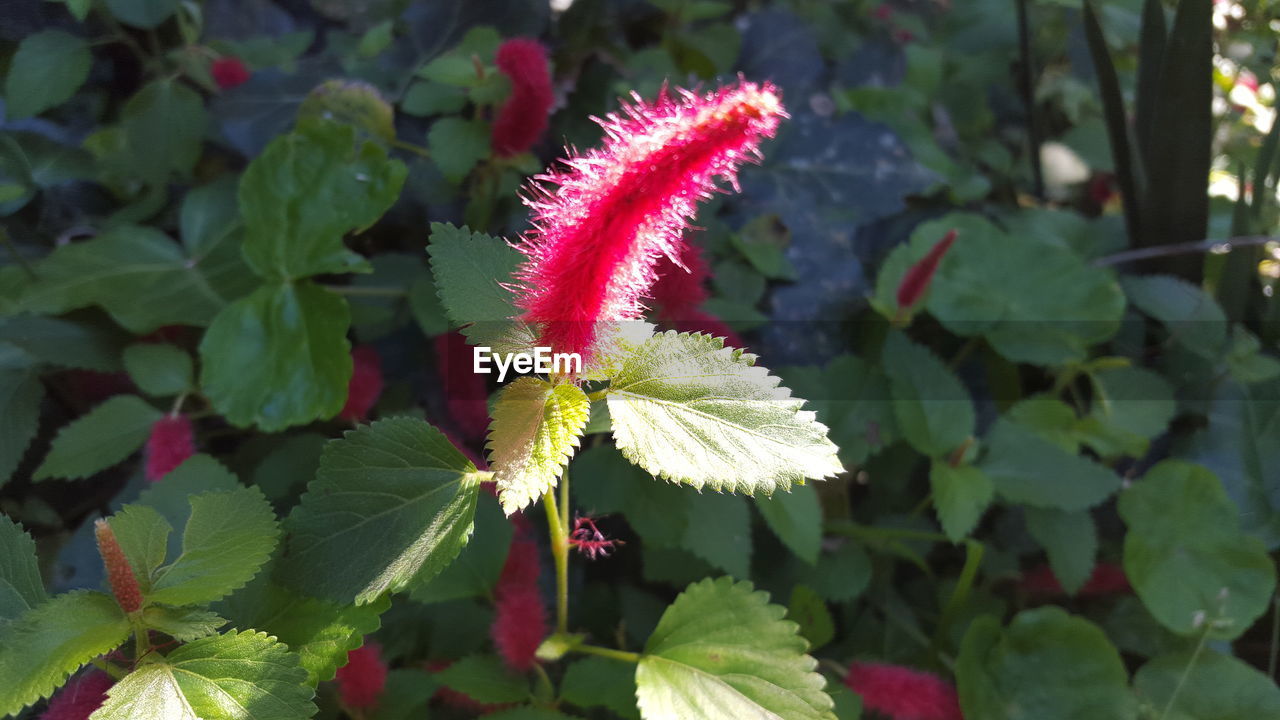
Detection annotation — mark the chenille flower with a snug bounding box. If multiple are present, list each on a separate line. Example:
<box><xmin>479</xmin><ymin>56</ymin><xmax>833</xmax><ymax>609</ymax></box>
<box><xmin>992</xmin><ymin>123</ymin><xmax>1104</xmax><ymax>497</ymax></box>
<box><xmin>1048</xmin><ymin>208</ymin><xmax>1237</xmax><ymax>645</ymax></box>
<box><xmin>145</xmin><ymin>414</ymin><xmax>195</xmax><ymax>482</ymax></box>
<box><xmin>335</xmin><ymin>641</ymin><xmax>387</xmax><ymax>709</ymax></box>
<box><xmin>339</xmin><ymin>345</ymin><xmax>384</xmax><ymax>422</ymax></box>
<box><xmin>41</xmin><ymin>671</ymin><xmax>113</xmax><ymax>720</ymax></box>
<box><xmin>897</xmin><ymin>229</ymin><xmax>957</xmax><ymax>312</ymax></box>
<box><xmin>649</xmin><ymin>240</ymin><xmax>711</xmax><ymax>320</ymax></box>
<box><xmin>94</xmin><ymin>520</ymin><xmax>142</xmax><ymax>614</ymax></box>
<box><xmin>211</xmin><ymin>57</ymin><xmax>251</xmax><ymax>90</ymax></box>
<box><xmin>435</xmin><ymin>331</ymin><xmax>490</xmax><ymax>442</ymax></box>
<box><xmin>491</xmin><ymin>520</ymin><xmax>547</xmax><ymax>671</ymax></box>
<box><xmin>845</xmin><ymin>662</ymin><xmax>963</xmax><ymax>720</ymax></box>
<box><xmin>492</xmin><ymin>38</ymin><xmax>554</xmax><ymax>156</ymax></box>
<box><xmin>513</xmin><ymin>79</ymin><xmax>784</xmax><ymax>364</ymax></box>
<box><xmin>568</xmin><ymin>515</ymin><xmax>622</xmax><ymax>560</ymax></box>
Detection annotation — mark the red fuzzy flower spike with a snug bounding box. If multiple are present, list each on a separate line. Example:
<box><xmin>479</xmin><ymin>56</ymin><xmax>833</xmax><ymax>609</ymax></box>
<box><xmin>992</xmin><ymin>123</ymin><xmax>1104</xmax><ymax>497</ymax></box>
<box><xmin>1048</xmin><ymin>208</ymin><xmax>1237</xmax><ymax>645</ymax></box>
<box><xmin>649</xmin><ymin>240</ymin><xmax>711</xmax><ymax>321</ymax></box>
<box><xmin>211</xmin><ymin>57</ymin><xmax>251</xmax><ymax>89</ymax></box>
<box><xmin>41</xmin><ymin>671</ymin><xmax>113</xmax><ymax>720</ymax></box>
<box><xmin>339</xmin><ymin>346</ymin><xmax>384</xmax><ymax>421</ymax></box>
<box><xmin>1020</xmin><ymin>562</ymin><xmax>1131</xmax><ymax>597</ymax></box>
<box><xmin>145</xmin><ymin>414</ymin><xmax>195</xmax><ymax>483</ymax></box>
<box><xmin>492</xmin><ymin>38</ymin><xmax>554</xmax><ymax>156</ymax></box>
<box><xmin>94</xmin><ymin>520</ymin><xmax>142</xmax><ymax>614</ymax></box>
<box><xmin>435</xmin><ymin>331</ymin><xmax>490</xmax><ymax>442</ymax></box>
<box><xmin>896</xmin><ymin>229</ymin><xmax>957</xmax><ymax>312</ymax></box>
<box><xmin>514</xmin><ymin>79</ymin><xmax>785</xmax><ymax>365</ymax></box>
<box><xmin>845</xmin><ymin>662</ymin><xmax>963</xmax><ymax>720</ymax></box>
<box><xmin>336</xmin><ymin>641</ymin><xmax>387</xmax><ymax>710</ymax></box>
<box><xmin>568</xmin><ymin>515</ymin><xmax>622</xmax><ymax>560</ymax></box>
<box><xmin>491</xmin><ymin>522</ymin><xmax>547</xmax><ymax>671</ymax></box>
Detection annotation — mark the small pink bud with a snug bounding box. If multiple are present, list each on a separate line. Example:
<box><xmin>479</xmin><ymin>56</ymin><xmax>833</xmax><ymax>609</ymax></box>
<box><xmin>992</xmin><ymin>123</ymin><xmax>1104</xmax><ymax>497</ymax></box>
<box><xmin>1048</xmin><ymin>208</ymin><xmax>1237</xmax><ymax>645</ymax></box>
<box><xmin>145</xmin><ymin>415</ymin><xmax>195</xmax><ymax>483</ymax></box>
<box><xmin>339</xmin><ymin>346</ymin><xmax>384</xmax><ymax>422</ymax></box>
<box><xmin>94</xmin><ymin>520</ymin><xmax>142</xmax><ymax>614</ymax></box>
<box><xmin>844</xmin><ymin>662</ymin><xmax>962</xmax><ymax>720</ymax></box>
<box><xmin>211</xmin><ymin>57</ymin><xmax>251</xmax><ymax>90</ymax></box>
<box><xmin>896</xmin><ymin>229</ymin><xmax>957</xmax><ymax>311</ymax></box>
<box><xmin>335</xmin><ymin>641</ymin><xmax>387</xmax><ymax>709</ymax></box>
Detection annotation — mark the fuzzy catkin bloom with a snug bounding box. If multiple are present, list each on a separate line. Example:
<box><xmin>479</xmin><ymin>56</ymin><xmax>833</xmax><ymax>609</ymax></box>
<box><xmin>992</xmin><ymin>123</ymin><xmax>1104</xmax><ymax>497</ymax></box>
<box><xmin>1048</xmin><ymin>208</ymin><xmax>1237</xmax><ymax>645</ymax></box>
<box><xmin>845</xmin><ymin>662</ymin><xmax>963</xmax><ymax>720</ymax></box>
<box><xmin>41</xmin><ymin>671</ymin><xmax>113</xmax><ymax>720</ymax></box>
<box><xmin>649</xmin><ymin>240</ymin><xmax>711</xmax><ymax>320</ymax></box>
<box><xmin>211</xmin><ymin>57</ymin><xmax>251</xmax><ymax>90</ymax></box>
<box><xmin>94</xmin><ymin>520</ymin><xmax>142</xmax><ymax>614</ymax></box>
<box><xmin>435</xmin><ymin>332</ymin><xmax>490</xmax><ymax>442</ymax></box>
<box><xmin>514</xmin><ymin>79</ymin><xmax>784</xmax><ymax>363</ymax></box>
<box><xmin>335</xmin><ymin>641</ymin><xmax>387</xmax><ymax>709</ymax></box>
<box><xmin>897</xmin><ymin>229</ymin><xmax>957</xmax><ymax>311</ymax></box>
<box><xmin>490</xmin><ymin>519</ymin><xmax>546</xmax><ymax>671</ymax></box>
<box><xmin>339</xmin><ymin>346</ymin><xmax>383</xmax><ymax>422</ymax></box>
<box><xmin>145</xmin><ymin>414</ymin><xmax>194</xmax><ymax>482</ymax></box>
<box><xmin>492</xmin><ymin>38</ymin><xmax>554</xmax><ymax>156</ymax></box>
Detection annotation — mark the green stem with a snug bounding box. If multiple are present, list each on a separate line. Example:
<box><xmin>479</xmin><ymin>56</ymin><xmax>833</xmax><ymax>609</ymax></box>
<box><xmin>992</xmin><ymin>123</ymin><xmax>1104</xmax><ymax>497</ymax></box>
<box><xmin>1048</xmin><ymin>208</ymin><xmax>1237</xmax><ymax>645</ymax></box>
<box><xmin>544</xmin><ymin>488</ymin><xmax>570</xmax><ymax>634</ymax></box>
<box><xmin>826</xmin><ymin>520</ymin><xmax>948</xmax><ymax>545</ymax></box>
<box><xmin>932</xmin><ymin>539</ymin><xmax>984</xmax><ymax>653</ymax></box>
<box><xmin>1158</xmin><ymin>623</ymin><xmax>1211</xmax><ymax>720</ymax></box>
<box><xmin>91</xmin><ymin>657</ymin><xmax>128</xmax><ymax>681</ymax></box>
<box><xmin>573</xmin><ymin>643</ymin><xmax>641</xmax><ymax>664</ymax></box>
<box><xmin>585</xmin><ymin>388</ymin><xmax>609</xmax><ymax>402</ymax></box>
<box><xmin>391</xmin><ymin>138</ymin><xmax>431</xmax><ymax>158</ymax></box>
<box><xmin>321</xmin><ymin>285</ymin><xmax>409</xmax><ymax>297</ymax></box>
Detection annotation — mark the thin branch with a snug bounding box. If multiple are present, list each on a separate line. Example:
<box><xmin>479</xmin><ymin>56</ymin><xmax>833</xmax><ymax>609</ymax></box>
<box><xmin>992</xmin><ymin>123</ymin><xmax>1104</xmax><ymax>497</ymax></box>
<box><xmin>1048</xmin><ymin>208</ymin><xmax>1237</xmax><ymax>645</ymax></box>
<box><xmin>1092</xmin><ymin>235</ymin><xmax>1277</xmax><ymax>268</ymax></box>
<box><xmin>1016</xmin><ymin>0</ymin><xmax>1044</xmax><ymax>199</ymax></box>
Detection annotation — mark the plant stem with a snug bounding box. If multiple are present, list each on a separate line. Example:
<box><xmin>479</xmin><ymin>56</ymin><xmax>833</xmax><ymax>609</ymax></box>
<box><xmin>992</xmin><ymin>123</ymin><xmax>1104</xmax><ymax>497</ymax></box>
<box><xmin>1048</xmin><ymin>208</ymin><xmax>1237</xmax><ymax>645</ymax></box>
<box><xmin>321</xmin><ymin>285</ymin><xmax>409</xmax><ymax>297</ymax></box>
<box><xmin>90</xmin><ymin>657</ymin><xmax>128</xmax><ymax>680</ymax></box>
<box><xmin>932</xmin><ymin>540</ymin><xmax>984</xmax><ymax>654</ymax></box>
<box><xmin>1015</xmin><ymin>0</ymin><xmax>1044</xmax><ymax>199</ymax></box>
<box><xmin>1092</xmin><ymin>234</ymin><xmax>1276</xmax><ymax>268</ymax></box>
<box><xmin>573</xmin><ymin>643</ymin><xmax>642</xmax><ymax>663</ymax></box>
<box><xmin>391</xmin><ymin>138</ymin><xmax>431</xmax><ymax>158</ymax></box>
<box><xmin>1158</xmin><ymin>623</ymin><xmax>1210</xmax><ymax>720</ymax></box>
<box><xmin>543</xmin><ymin>487</ymin><xmax>570</xmax><ymax>634</ymax></box>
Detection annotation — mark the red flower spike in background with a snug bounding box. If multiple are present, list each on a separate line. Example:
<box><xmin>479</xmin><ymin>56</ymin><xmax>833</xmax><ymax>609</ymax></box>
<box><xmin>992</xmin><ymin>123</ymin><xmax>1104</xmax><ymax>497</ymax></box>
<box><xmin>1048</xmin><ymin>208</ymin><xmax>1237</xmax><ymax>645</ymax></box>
<box><xmin>339</xmin><ymin>345</ymin><xmax>384</xmax><ymax>421</ymax></box>
<box><xmin>94</xmin><ymin>520</ymin><xmax>142</xmax><ymax>614</ymax></box>
<box><xmin>1020</xmin><ymin>562</ymin><xmax>1131</xmax><ymax>597</ymax></box>
<box><xmin>845</xmin><ymin>662</ymin><xmax>963</xmax><ymax>720</ymax></box>
<box><xmin>649</xmin><ymin>240</ymin><xmax>711</xmax><ymax>320</ymax></box>
<box><xmin>41</xmin><ymin>671</ymin><xmax>113</xmax><ymax>720</ymax></box>
<box><xmin>491</xmin><ymin>519</ymin><xmax>547</xmax><ymax>671</ymax></box>
<box><xmin>513</xmin><ymin>79</ymin><xmax>785</xmax><ymax>364</ymax></box>
<box><xmin>336</xmin><ymin>640</ymin><xmax>387</xmax><ymax>709</ymax></box>
<box><xmin>896</xmin><ymin>229</ymin><xmax>957</xmax><ymax>312</ymax></box>
<box><xmin>145</xmin><ymin>414</ymin><xmax>195</xmax><ymax>482</ymax></box>
<box><xmin>211</xmin><ymin>57</ymin><xmax>251</xmax><ymax>90</ymax></box>
<box><xmin>568</xmin><ymin>515</ymin><xmax>622</xmax><ymax>560</ymax></box>
<box><xmin>492</xmin><ymin>38</ymin><xmax>554</xmax><ymax>156</ymax></box>
<box><xmin>435</xmin><ymin>332</ymin><xmax>490</xmax><ymax>442</ymax></box>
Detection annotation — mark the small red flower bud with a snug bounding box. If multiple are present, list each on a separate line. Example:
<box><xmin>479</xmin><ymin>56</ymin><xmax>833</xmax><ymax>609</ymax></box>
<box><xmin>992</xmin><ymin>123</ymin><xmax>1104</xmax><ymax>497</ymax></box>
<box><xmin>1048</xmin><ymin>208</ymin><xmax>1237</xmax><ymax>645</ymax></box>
<box><xmin>211</xmin><ymin>57</ymin><xmax>251</xmax><ymax>90</ymax></box>
<box><xmin>339</xmin><ymin>346</ymin><xmax>384</xmax><ymax>422</ymax></box>
<box><xmin>873</xmin><ymin>4</ymin><xmax>894</xmax><ymax>21</ymax></box>
<box><xmin>40</xmin><ymin>671</ymin><xmax>113</xmax><ymax>720</ymax></box>
<box><xmin>568</xmin><ymin>515</ymin><xmax>622</xmax><ymax>560</ymax></box>
<box><xmin>896</xmin><ymin>229</ymin><xmax>957</xmax><ymax>311</ymax></box>
<box><xmin>844</xmin><ymin>662</ymin><xmax>962</xmax><ymax>720</ymax></box>
<box><xmin>94</xmin><ymin>520</ymin><xmax>142</xmax><ymax>614</ymax></box>
<box><xmin>335</xmin><ymin>640</ymin><xmax>387</xmax><ymax>709</ymax></box>
<box><xmin>491</xmin><ymin>38</ymin><xmax>554</xmax><ymax>156</ymax></box>
<box><xmin>145</xmin><ymin>414</ymin><xmax>195</xmax><ymax>483</ymax></box>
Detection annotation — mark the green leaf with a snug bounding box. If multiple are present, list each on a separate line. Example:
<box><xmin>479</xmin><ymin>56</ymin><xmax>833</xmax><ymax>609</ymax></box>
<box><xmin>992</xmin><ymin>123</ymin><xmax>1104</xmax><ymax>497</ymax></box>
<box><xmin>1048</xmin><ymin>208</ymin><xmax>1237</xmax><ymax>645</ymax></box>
<box><xmin>401</xmin><ymin>81</ymin><xmax>468</xmax><ymax>117</ymax></box>
<box><xmin>561</xmin><ymin>657</ymin><xmax>640</xmax><ymax>719</ymax></box>
<box><xmin>199</xmin><ymin>281</ymin><xmax>351</xmax><ymax>431</ymax></box>
<box><xmin>484</xmin><ymin>708</ymin><xmax>582</xmax><ymax>720</ymax></box>
<box><xmin>108</xmin><ymin>504</ymin><xmax>172</xmax><ymax>590</ymax></box>
<box><xmin>979</xmin><ymin>417</ymin><xmax>1120</xmax><ymax>511</ymax></box>
<box><xmin>123</xmin><ymin>343</ymin><xmax>193</xmax><ymax>397</ymax></box>
<box><xmin>1025</xmin><ymin>507</ymin><xmax>1097</xmax><ymax>596</ymax></box>
<box><xmin>139</xmin><ymin>606</ymin><xmax>228</xmax><ymax>641</ymax></box>
<box><xmin>1081</xmin><ymin>365</ymin><xmax>1175</xmax><ymax>458</ymax></box>
<box><xmin>681</xmin><ymin>492</ymin><xmax>751</xmax><ymax>579</ymax></box>
<box><xmin>0</xmin><ymin>370</ymin><xmax>43</xmax><ymax>487</ymax></box>
<box><xmin>930</xmin><ymin>461</ymin><xmax>994</xmax><ymax>543</ymax></box>
<box><xmin>433</xmin><ymin>655</ymin><xmax>531</xmax><ymax>704</ymax></box>
<box><xmin>103</xmin><ymin>0</ymin><xmax>177</xmax><ymax>27</ymax></box>
<box><xmin>0</xmin><ymin>314</ymin><xmax>127</xmax><ymax>372</ymax></box>
<box><xmin>16</xmin><ymin>225</ymin><xmax>255</xmax><ymax>334</ymax></box>
<box><xmin>489</xmin><ymin>378</ymin><xmax>591</xmax><ymax>515</ymax></box>
<box><xmin>145</xmin><ymin>486</ymin><xmax>279</xmax><ymax>607</ymax></box>
<box><xmin>795</xmin><ymin>541</ymin><xmax>872</xmax><ymax>603</ymax></box>
<box><xmin>755</xmin><ymin>484</ymin><xmax>822</xmax><ymax>564</ymax></box>
<box><xmin>121</xmin><ymin>80</ymin><xmax>208</xmax><ymax>182</ymax></box>
<box><xmin>787</xmin><ymin>585</ymin><xmax>834</xmax><ymax>650</ymax></box>
<box><xmin>134</xmin><ymin>454</ymin><xmax>241</xmax><ymax>561</ymax></box>
<box><xmin>956</xmin><ymin>607</ymin><xmax>1135</xmax><ymax>720</ymax></box>
<box><xmin>408</xmin><ymin>273</ymin><xmax>449</xmax><ymax>337</ymax></box>
<box><xmin>426</xmin><ymin>222</ymin><xmax>536</xmax><ymax>352</ymax></box>
<box><xmin>636</xmin><ymin>577</ymin><xmax>834</xmax><ymax>720</ymax></box>
<box><xmin>882</xmin><ymin>332</ymin><xmax>975</xmax><ymax>458</ymax></box>
<box><xmin>34</xmin><ymin>395</ymin><xmax>163</xmax><ymax>481</ymax></box>
<box><xmin>180</xmin><ymin>177</ymin><xmax>241</xmax><ymax>256</ymax></box>
<box><xmin>219</xmin><ymin>576</ymin><xmax>389</xmax><ymax>685</ymax></box>
<box><xmin>409</xmin><ymin>493</ymin><xmax>512</xmax><ymax>603</ymax></box>
<box><xmin>0</xmin><ymin>515</ymin><xmax>45</xmax><ymax>622</ymax></box>
<box><xmin>0</xmin><ymin>591</ymin><xmax>131</xmax><ymax>716</ymax></box>
<box><xmin>238</xmin><ymin>120</ymin><xmax>406</xmax><ymax>280</ymax></box>
<box><xmin>777</xmin><ymin>355</ymin><xmax>897</xmax><ymax>467</ymax></box>
<box><xmin>608</xmin><ymin>331</ymin><xmax>843</xmax><ymax>493</ymax></box>
<box><xmin>428</xmin><ymin>118</ymin><xmax>491</xmax><ymax>182</ymax></box>
<box><xmin>1123</xmin><ymin>275</ymin><xmax>1227</xmax><ymax>359</ymax></box>
<box><xmin>279</xmin><ymin>417</ymin><xmax>482</xmax><ymax>604</ymax></box>
<box><xmin>3</xmin><ymin>31</ymin><xmax>91</xmax><ymax>119</ymax></box>
<box><xmin>297</xmin><ymin>79</ymin><xmax>396</xmax><ymax>143</ymax></box>
<box><xmin>370</xmin><ymin>668</ymin><xmax>437</xmax><ymax>720</ymax></box>
<box><xmin>1118</xmin><ymin>460</ymin><xmax>1276</xmax><ymax>639</ymax></box>
<box><xmin>93</xmin><ymin>630</ymin><xmax>317</xmax><ymax>720</ymax></box>
<box><xmin>921</xmin><ymin>213</ymin><xmax>1126</xmax><ymax>365</ymax></box>
<box><xmin>572</xmin><ymin>445</ymin><xmax>690</xmax><ymax>548</ymax></box>
<box><xmin>1133</xmin><ymin>649</ymin><xmax>1280</xmax><ymax>720</ymax></box>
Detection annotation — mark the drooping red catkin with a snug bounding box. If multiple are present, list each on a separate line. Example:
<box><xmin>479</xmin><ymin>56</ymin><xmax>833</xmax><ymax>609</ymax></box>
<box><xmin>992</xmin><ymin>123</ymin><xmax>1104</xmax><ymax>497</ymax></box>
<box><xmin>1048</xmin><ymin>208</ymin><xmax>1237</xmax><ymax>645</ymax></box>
<box><xmin>41</xmin><ymin>671</ymin><xmax>113</xmax><ymax>720</ymax></box>
<box><xmin>1020</xmin><ymin>562</ymin><xmax>1131</xmax><ymax>597</ymax></box>
<box><xmin>211</xmin><ymin>57</ymin><xmax>251</xmax><ymax>89</ymax></box>
<box><xmin>145</xmin><ymin>414</ymin><xmax>195</xmax><ymax>482</ymax></box>
<box><xmin>336</xmin><ymin>640</ymin><xmax>387</xmax><ymax>709</ymax></box>
<box><xmin>845</xmin><ymin>662</ymin><xmax>963</xmax><ymax>720</ymax></box>
<box><xmin>897</xmin><ymin>229</ymin><xmax>957</xmax><ymax>311</ymax></box>
<box><xmin>339</xmin><ymin>346</ymin><xmax>384</xmax><ymax>421</ymax></box>
<box><xmin>491</xmin><ymin>520</ymin><xmax>547</xmax><ymax>671</ymax></box>
<box><xmin>94</xmin><ymin>520</ymin><xmax>142</xmax><ymax>614</ymax></box>
<box><xmin>514</xmin><ymin>79</ymin><xmax>785</xmax><ymax>364</ymax></box>
<box><xmin>435</xmin><ymin>331</ymin><xmax>490</xmax><ymax>442</ymax></box>
<box><xmin>492</xmin><ymin>38</ymin><xmax>554</xmax><ymax>156</ymax></box>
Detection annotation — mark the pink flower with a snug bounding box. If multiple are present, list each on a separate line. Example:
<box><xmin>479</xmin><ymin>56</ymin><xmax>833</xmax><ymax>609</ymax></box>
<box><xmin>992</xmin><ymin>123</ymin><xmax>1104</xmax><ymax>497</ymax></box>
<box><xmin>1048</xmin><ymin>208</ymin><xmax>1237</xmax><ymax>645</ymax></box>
<box><xmin>211</xmin><ymin>57</ymin><xmax>251</xmax><ymax>90</ymax></box>
<box><xmin>513</xmin><ymin>79</ymin><xmax>785</xmax><ymax>364</ymax></box>
<box><xmin>649</xmin><ymin>240</ymin><xmax>711</xmax><ymax>321</ymax></box>
<box><xmin>845</xmin><ymin>662</ymin><xmax>963</xmax><ymax>720</ymax></box>
<box><xmin>492</xmin><ymin>38</ymin><xmax>554</xmax><ymax>156</ymax></box>
<box><xmin>896</xmin><ymin>229</ymin><xmax>957</xmax><ymax>311</ymax></box>
<box><xmin>490</xmin><ymin>520</ymin><xmax>546</xmax><ymax>671</ymax></box>
<box><xmin>435</xmin><ymin>332</ymin><xmax>490</xmax><ymax>442</ymax></box>
<box><xmin>41</xmin><ymin>671</ymin><xmax>113</xmax><ymax>720</ymax></box>
<box><xmin>94</xmin><ymin>520</ymin><xmax>142</xmax><ymax>614</ymax></box>
<box><xmin>1020</xmin><ymin>562</ymin><xmax>1131</xmax><ymax>597</ymax></box>
<box><xmin>145</xmin><ymin>414</ymin><xmax>194</xmax><ymax>482</ymax></box>
<box><xmin>339</xmin><ymin>346</ymin><xmax>383</xmax><ymax>421</ymax></box>
<box><xmin>335</xmin><ymin>641</ymin><xmax>387</xmax><ymax>709</ymax></box>
<box><xmin>568</xmin><ymin>515</ymin><xmax>621</xmax><ymax>560</ymax></box>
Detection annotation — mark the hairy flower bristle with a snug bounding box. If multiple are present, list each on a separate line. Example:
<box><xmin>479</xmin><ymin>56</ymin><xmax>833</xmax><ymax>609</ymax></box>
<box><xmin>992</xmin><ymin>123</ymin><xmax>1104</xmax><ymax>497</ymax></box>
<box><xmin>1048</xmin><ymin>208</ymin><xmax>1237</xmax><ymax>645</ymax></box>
<box><xmin>335</xmin><ymin>640</ymin><xmax>387</xmax><ymax>709</ymax></box>
<box><xmin>145</xmin><ymin>414</ymin><xmax>194</xmax><ymax>482</ymax></box>
<box><xmin>339</xmin><ymin>345</ymin><xmax>383</xmax><ymax>422</ymax></box>
<box><xmin>94</xmin><ymin>520</ymin><xmax>142</xmax><ymax>614</ymax></box>
<box><xmin>40</xmin><ymin>671</ymin><xmax>113</xmax><ymax>720</ymax></box>
<box><xmin>492</xmin><ymin>38</ymin><xmax>554</xmax><ymax>156</ymax></box>
<box><xmin>513</xmin><ymin>79</ymin><xmax>784</xmax><ymax>363</ymax></box>
<box><xmin>491</xmin><ymin>520</ymin><xmax>546</xmax><ymax>671</ymax></box>
<box><xmin>649</xmin><ymin>239</ymin><xmax>711</xmax><ymax>320</ymax></box>
<box><xmin>845</xmin><ymin>662</ymin><xmax>963</xmax><ymax>720</ymax></box>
